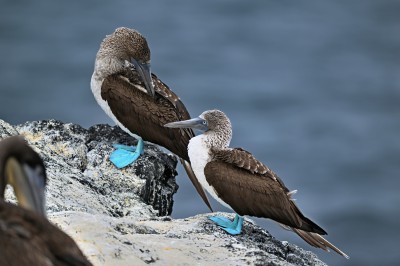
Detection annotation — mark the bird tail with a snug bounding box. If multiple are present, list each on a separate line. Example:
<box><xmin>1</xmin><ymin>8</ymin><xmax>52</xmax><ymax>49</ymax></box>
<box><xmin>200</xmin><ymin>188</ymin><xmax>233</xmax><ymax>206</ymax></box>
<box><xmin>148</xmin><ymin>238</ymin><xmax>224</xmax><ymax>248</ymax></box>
<box><xmin>281</xmin><ymin>225</ymin><xmax>349</xmax><ymax>259</ymax></box>
<box><xmin>180</xmin><ymin>159</ymin><xmax>213</xmax><ymax>212</ymax></box>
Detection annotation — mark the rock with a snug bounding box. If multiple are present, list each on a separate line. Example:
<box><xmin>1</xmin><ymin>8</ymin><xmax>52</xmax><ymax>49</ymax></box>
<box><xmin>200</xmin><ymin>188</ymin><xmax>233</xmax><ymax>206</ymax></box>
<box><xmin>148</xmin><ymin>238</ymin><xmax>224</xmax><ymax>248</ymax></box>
<box><xmin>50</xmin><ymin>212</ymin><xmax>326</xmax><ymax>266</ymax></box>
<box><xmin>0</xmin><ymin>119</ymin><xmax>327</xmax><ymax>266</ymax></box>
<box><xmin>14</xmin><ymin>119</ymin><xmax>178</xmax><ymax>218</ymax></box>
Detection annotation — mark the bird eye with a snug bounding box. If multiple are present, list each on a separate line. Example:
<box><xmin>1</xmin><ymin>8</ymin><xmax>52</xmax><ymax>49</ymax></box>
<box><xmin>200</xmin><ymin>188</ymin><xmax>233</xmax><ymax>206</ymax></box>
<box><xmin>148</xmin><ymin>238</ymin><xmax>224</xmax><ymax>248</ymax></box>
<box><xmin>202</xmin><ymin>121</ymin><xmax>207</xmax><ymax>125</ymax></box>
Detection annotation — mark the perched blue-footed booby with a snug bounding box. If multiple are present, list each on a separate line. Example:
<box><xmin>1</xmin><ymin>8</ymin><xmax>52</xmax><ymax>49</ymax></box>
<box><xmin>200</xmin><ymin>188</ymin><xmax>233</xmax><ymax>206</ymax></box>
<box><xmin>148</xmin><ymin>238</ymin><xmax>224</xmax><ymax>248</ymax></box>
<box><xmin>0</xmin><ymin>136</ymin><xmax>92</xmax><ymax>265</ymax></box>
<box><xmin>90</xmin><ymin>27</ymin><xmax>212</xmax><ymax>211</ymax></box>
<box><xmin>165</xmin><ymin>110</ymin><xmax>349</xmax><ymax>258</ymax></box>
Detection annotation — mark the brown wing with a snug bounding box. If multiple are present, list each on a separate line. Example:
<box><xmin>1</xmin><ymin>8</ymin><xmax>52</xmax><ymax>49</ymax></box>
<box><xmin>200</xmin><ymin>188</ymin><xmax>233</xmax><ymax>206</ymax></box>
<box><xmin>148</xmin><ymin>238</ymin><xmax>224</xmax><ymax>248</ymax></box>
<box><xmin>211</xmin><ymin>147</ymin><xmax>276</xmax><ymax>176</ymax></box>
<box><xmin>0</xmin><ymin>202</ymin><xmax>92</xmax><ymax>265</ymax></box>
<box><xmin>205</xmin><ymin>148</ymin><xmax>326</xmax><ymax>234</ymax></box>
<box><xmin>101</xmin><ymin>73</ymin><xmax>212</xmax><ymax>211</ymax></box>
<box><xmin>101</xmin><ymin>73</ymin><xmax>192</xmax><ymax>161</ymax></box>
<box><xmin>181</xmin><ymin>158</ymin><xmax>213</xmax><ymax>212</ymax></box>
<box><xmin>151</xmin><ymin>73</ymin><xmax>187</xmax><ymax>111</ymax></box>
<box><xmin>150</xmin><ymin>76</ymin><xmax>213</xmax><ymax>210</ymax></box>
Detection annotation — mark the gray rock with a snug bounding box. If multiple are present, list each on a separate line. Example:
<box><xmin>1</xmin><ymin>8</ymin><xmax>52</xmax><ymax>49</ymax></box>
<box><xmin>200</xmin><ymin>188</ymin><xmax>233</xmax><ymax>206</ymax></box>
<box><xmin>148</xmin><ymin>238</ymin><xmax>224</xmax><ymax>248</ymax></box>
<box><xmin>0</xmin><ymin>119</ymin><xmax>327</xmax><ymax>266</ymax></box>
<box><xmin>14</xmin><ymin>119</ymin><xmax>178</xmax><ymax>218</ymax></box>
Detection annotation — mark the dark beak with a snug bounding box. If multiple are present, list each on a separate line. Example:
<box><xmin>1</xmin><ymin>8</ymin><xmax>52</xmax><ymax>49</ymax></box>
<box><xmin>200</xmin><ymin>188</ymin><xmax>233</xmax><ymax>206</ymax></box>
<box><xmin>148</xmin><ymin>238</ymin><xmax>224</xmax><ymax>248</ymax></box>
<box><xmin>164</xmin><ymin>117</ymin><xmax>208</xmax><ymax>131</ymax></box>
<box><xmin>131</xmin><ymin>59</ymin><xmax>155</xmax><ymax>97</ymax></box>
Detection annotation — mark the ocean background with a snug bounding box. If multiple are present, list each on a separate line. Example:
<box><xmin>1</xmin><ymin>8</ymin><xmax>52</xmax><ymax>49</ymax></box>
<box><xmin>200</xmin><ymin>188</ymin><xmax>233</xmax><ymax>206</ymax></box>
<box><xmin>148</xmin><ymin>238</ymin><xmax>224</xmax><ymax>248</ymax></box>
<box><xmin>1</xmin><ymin>1</ymin><xmax>399</xmax><ymax>265</ymax></box>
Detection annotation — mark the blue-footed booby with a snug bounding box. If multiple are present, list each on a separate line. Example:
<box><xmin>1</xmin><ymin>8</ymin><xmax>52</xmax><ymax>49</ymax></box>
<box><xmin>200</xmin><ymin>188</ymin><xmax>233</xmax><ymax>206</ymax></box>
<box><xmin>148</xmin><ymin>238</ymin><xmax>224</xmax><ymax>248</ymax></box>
<box><xmin>0</xmin><ymin>136</ymin><xmax>92</xmax><ymax>265</ymax></box>
<box><xmin>90</xmin><ymin>27</ymin><xmax>212</xmax><ymax>211</ymax></box>
<box><xmin>165</xmin><ymin>110</ymin><xmax>349</xmax><ymax>258</ymax></box>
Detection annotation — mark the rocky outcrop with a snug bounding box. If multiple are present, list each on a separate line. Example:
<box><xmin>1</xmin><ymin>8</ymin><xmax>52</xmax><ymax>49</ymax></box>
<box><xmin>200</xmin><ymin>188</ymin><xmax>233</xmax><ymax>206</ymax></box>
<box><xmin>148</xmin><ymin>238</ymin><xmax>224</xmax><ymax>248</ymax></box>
<box><xmin>1</xmin><ymin>119</ymin><xmax>327</xmax><ymax>266</ymax></box>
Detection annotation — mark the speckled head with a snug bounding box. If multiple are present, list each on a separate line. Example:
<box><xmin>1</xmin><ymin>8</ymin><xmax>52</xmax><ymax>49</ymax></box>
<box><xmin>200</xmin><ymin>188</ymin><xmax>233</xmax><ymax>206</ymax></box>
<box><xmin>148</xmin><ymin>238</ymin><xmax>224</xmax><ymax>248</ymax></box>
<box><xmin>164</xmin><ymin>109</ymin><xmax>233</xmax><ymax>148</ymax></box>
<box><xmin>94</xmin><ymin>27</ymin><xmax>154</xmax><ymax>96</ymax></box>
<box><xmin>97</xmin><ymin>27</ymin><xmax>150</xmax><ymax>64</ymax></box>
<box><xmin>200</xmin><ymin>110</ymin><xmax>232</xmax><ymax>148</ymax></box>
<box><xmin>200</xmin><ymin>110</ymin><xmax>232</xmax><ymax>134</ymax></box>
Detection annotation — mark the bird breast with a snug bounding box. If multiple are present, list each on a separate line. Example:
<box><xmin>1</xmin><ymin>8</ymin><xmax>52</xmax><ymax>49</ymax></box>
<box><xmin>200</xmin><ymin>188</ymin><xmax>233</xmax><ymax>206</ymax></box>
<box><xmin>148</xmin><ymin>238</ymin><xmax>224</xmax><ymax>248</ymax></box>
<box><xmin>188</xmin><ymin>135</ymin><xmax>232</xmax><ymax>209</ymax></box>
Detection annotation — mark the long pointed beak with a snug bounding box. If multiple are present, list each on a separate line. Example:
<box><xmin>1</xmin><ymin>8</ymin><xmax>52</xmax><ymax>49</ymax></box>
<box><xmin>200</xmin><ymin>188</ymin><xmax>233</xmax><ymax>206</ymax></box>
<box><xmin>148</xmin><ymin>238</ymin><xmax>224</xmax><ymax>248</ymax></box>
<box><xmin>131</xmin><ymin>59</ymin><xmax>155</xmax><ymax>97</ymax></box>
<box><xmin>5</xmin><ymin>158</ymin><xmax>46</xmax><ymax>216</ymax></box>
<box><xmin>164</xmin><ymin>117</ymin><xmax>208</xmax><ymax>131</ymax></box>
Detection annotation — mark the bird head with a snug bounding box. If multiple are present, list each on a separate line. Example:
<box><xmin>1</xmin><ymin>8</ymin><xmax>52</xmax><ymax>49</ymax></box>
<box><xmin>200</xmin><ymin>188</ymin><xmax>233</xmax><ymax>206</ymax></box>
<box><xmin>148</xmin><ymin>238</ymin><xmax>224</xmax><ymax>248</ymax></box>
<box><xmin>96</xmin><ymin>27</ymin><xmax>154</xmax><ymax>97</ymax></box>
<box><xmin>0</xmin><ymin>136</ymin><xmax>47</xmax><ymax>216</ymax></box>
<box><xmin>164</xmin><ymin>109</ymin><xmax>232</xmax><ymax>148</ymax></box>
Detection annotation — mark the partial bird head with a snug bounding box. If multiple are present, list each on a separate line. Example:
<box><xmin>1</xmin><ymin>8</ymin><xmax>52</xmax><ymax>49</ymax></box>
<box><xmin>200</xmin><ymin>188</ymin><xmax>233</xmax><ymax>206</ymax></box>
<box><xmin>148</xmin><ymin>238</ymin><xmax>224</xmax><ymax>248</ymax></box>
<box><xmin>0</xmin><ymin>136</ymin><xmax>47</xmax><ymax>216</ymax></box>
<box><xmin>164</xmin><ymin>109</ymin><xmax>232</xmax><ymax>148</ymax></box>
<box><xmin>95</xmin><ymin>27</ymin><xmax>154</xmax><ymax>97</ymax></box>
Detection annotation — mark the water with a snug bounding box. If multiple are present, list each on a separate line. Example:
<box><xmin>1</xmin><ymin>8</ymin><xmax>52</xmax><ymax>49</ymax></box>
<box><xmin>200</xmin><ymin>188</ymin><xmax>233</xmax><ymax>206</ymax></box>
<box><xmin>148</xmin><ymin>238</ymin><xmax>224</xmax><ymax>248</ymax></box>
<box><xmin>1</xmin><ymin>1</ymin><xmax>399</xmax><ymax>265</ymax></box>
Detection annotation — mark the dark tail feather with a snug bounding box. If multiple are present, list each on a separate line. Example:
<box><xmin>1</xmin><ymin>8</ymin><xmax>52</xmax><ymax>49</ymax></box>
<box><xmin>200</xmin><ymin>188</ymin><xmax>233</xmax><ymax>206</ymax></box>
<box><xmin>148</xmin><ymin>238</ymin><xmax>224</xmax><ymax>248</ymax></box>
<box><xmin>181</xmin><ymin>159</ymin><xmax>213</xmax><ymax>212</ymax></box>
<box><xmin>291</xmin><ymin>227</ymin><xmax>349</xmax><ymax>259</ymax></box>
<box><xmin>298</xmin><ymin>215</ymin><xmax>327</xmax><ymax>235</ymax></box>
<box><xmin>288</xmin><ymin>197</ymin><xmax>327</xmax><ymax>235</ymax></box>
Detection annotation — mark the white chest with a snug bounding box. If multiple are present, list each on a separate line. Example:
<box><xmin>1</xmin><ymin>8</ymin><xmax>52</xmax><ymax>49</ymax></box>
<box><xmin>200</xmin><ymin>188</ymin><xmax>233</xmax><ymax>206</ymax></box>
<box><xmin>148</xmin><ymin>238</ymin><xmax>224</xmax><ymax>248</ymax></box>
<box><xmin>90</xmin><ymin>72</ymin><xmax>139</xmax><ymax>139</ymax></box>
<box><xmin>188</xmin><ymin>136</ymin><xmax>231</xmax><ymax>209</ymax></box>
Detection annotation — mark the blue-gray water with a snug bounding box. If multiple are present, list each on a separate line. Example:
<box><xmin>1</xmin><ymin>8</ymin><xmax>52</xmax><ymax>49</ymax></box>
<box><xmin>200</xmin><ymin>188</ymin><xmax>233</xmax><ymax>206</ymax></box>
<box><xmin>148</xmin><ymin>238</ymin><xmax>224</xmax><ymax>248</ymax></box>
<box><xmin>1</xmin><ymin>1</ymin><xmax>399</xmax><ymax>265</ymax></box>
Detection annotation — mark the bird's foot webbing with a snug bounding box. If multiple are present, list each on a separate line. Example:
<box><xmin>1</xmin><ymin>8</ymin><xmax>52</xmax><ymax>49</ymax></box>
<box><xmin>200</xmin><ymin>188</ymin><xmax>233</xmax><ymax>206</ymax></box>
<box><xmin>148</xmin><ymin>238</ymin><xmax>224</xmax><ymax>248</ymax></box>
<box><xmin>208</xmin><ymin>214</ymin><xmax>243</xmax><ymax>235</ymax></box>
<box><xmin>109</xmin><ymin>138</ymin><xmax>144</xmax><ymax>168</ymax></box>
<box><xmin>112</xmin><ymin>144</ymin><xmax>137</xmax><ymax>151</ymax></box>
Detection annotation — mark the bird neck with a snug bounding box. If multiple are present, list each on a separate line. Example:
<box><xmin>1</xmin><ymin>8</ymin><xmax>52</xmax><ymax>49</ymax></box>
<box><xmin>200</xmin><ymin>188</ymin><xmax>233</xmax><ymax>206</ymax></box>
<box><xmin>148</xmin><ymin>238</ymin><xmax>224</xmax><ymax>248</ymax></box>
<box><xmin>93</xmin><ymin>55</ymin><xmax>124</xmax><ymax>81</ymax></box>
<box><xmin>203</xmin><ymin>126</ymin><xmax>232</xmax><ymax>150</ymax></box>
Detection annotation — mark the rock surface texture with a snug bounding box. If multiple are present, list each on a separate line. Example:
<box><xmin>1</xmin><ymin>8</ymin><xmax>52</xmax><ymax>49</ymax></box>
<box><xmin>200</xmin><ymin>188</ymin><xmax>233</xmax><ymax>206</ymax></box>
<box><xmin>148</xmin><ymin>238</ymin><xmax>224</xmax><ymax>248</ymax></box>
<box><xmin>0</xmin><ymin>119</ymin><xmax>327</xmax><ymax>266</ymax></box>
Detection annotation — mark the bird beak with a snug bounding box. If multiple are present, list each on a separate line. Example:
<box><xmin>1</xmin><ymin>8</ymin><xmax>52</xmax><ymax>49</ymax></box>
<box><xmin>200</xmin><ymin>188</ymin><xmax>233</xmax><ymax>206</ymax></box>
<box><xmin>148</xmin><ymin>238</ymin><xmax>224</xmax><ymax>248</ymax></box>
<box><xmin>5</xmin><ymin>158</ymin><xmax>46</xmax><ymax>216</ymax></box>
<box><xmin>164</xmin><ymin>117</ymin><xmax>208</xmax><ymax>131</ymax></box>
<box><xmin>131</xmin><ymin>59</ymin><xmax>155</xmax><ymax>97</ymax></box>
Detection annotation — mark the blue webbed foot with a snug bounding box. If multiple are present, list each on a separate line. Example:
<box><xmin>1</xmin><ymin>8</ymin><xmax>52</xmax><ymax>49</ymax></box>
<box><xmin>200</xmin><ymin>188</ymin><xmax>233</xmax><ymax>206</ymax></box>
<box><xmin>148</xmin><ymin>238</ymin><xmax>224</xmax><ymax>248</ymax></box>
<box><xmin>209</xmin><ymin>214</ymin><xmax>244</xmax><ymax>235</ymax></box>
<box><xmin>209</xmin><ymin>216</ymin><xmax>234</xmax><ymax>228</ymax></box>
<box><xmin>109</xmin><ymin>138</ymin><xmax>144</xmax><ymax>168</ymax></box>
<box><xmin>112</xmin><ymin>144</ymin><xmax>136</xmax><ymax>151</ymax></box>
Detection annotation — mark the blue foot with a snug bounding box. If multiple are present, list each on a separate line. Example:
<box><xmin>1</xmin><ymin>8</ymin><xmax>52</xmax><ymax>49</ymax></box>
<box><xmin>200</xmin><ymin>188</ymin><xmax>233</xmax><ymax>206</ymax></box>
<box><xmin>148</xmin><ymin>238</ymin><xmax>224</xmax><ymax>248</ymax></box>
<box><xmin>110</xmin><ymin>138</ymin><xmax>144</xmax><ymax>168</ymax></box>
<box><xmin>208</xmin><ymin>214</ymin><xmax>244</xmax><ymax>235</ymax></box>
<box><xmin>209</xmin><ymin>216</ymin><xmax>234</xmax><ymax>228</ymax></box>
<box><xmin>112</xmin><ymin>144</ymin><xmax>137</xmax><ymax>151</ymax></box>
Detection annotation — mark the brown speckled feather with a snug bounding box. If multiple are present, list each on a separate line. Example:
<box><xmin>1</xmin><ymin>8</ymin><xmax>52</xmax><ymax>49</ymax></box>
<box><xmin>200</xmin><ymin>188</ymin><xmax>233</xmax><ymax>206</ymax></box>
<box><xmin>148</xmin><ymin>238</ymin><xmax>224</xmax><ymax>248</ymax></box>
<box><xmin>211</xmin><ymin>148</ymin><xmax>275</xmax><ymax>177</ymax></box>
<box><xmin>0</xmin><ymin>202</ymin><xmax>91</xmax><ymax>266</ymax></box>
<box><xmin>101</xmin><ymin>73</ymin><xmax>192</xmax><ymax>161</ymax></box>
<box><xmin>204</xmin><ymin>148</ymin><xmax>326</xmax><ymax>235</ymax></box>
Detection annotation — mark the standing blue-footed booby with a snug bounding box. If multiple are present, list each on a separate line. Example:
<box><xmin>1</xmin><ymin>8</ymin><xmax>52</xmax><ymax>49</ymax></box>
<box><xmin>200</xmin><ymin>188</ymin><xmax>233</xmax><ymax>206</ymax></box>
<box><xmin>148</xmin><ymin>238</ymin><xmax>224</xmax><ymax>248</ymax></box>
<box><xmin>0</xmin><ymin>136</ymin><xmax>92</xmax><ymax>265</ymax></box>
<box><xmin>90</xmin><ymin>27</ymin><xmax>212</xmax><ymax>211</ymax></box>
<box><xmin>165</xmin><ymin>110</ymin><xmax>349</xmax><ymax>258</ymax></box>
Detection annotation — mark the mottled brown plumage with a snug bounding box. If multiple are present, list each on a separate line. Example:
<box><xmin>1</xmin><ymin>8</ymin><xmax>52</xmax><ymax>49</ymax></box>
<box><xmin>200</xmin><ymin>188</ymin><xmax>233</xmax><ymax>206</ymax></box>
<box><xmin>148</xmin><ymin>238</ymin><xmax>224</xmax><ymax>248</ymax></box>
<box><xmin>205</xmin><ymin>149</ymin><xmax>326</xmax><ymax>234</ymax></box>
<box><xmin>0</xmin><ymin>136</ymin><xmax>92</xmax><ymax>266</ymax></box>
<box><xmin>211</xmin><ymin>147</ymin><xmax>273</xmax><ymax>176</ymax></box>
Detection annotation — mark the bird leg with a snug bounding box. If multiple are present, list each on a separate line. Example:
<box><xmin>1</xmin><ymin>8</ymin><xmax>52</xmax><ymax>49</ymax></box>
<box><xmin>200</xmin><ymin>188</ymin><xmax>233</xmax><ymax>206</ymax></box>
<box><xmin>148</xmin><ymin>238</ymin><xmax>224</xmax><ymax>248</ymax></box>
<box><xmin>208</xmin><ymin>213</ymin><xmax>244</xmax><ymax>235</ymax></box>
<box><xmin>109</xmin><ymin>138</ymin><xmax>144</xmax><ymax>168</ymax></box>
